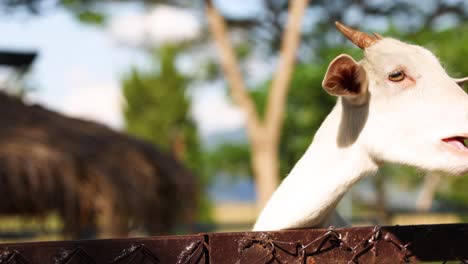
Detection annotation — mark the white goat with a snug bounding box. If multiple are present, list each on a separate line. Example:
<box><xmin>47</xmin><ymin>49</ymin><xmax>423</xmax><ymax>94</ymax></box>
<box><xmin>253</xmin><ymin>22</ymin><xmax>468</xmax><ymax>231</ymax></box>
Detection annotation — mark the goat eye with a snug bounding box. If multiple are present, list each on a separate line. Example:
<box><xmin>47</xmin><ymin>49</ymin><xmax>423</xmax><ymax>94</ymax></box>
<box><xmin>388</xmin><ymin>70</ymin><xmax>405</xmax><ymax>82</ymax></box>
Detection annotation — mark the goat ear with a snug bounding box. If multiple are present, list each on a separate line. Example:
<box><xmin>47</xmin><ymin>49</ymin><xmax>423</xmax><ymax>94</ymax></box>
<box><xmin>322</xmin><ymin>54</ymin><xmax>366</xmax><ymax>97</ymax></box>
<box><xmin>454</xmin><ymin>77</ymin><xmax>468</xmax><ymax>86</ymax></box>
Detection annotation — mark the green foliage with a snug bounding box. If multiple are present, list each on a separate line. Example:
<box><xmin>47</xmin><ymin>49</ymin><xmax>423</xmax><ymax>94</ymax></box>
<box><xmin>205</xmin><ymin>143</ymin><xmax>251</xmax><ymax>178</ymax></box>
<box><xmin>439</xmin><ymin>176</ymin><xmax>468</xmax><ymax>208</ymax></box>
<box><xmin>76</xmin><ymin>10</ymin><xmax>105</xmax><ymax>25</ymax></box>
<box><xmin>123</xmin><ymin>46</ymin><xmax>189</xmax><ymax>150</ymax></box>
<box><xmin>122</xmin><ymin>45</ymin><xmax>212</xmax><ymax>224</ymax></box>
<box><xmin>59</xmin><ymin>0</ymin><xmax>106</xmax><ymax>25</ymax></box>
<box><xmin>235</xmin><ymin>42</ymin><xmax>251</xmax><ymax>60</ymax></box>
<box><xmin>378</xmin><ymin>164</ymin><xmax>423</xmax><ymax>189</ymax></box>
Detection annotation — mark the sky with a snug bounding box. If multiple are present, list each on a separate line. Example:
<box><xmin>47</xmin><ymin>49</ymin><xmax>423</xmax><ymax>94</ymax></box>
<box><xmin>0</xmin><ymin>1</ymin><xmax>265</xmax><ymax>138</ymax></box>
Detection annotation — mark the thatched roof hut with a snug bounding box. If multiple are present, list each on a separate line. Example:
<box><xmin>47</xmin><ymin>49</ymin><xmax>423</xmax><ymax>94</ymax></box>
<box><xmin>0</xmin><ymin>92</ymin><xmax>196</xmax><ymax>237</ymax></box>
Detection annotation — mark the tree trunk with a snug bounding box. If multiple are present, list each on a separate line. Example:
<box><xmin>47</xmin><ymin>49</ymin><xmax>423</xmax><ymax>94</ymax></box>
<box><xmin>251</xmin><ymin>137</ymin><xmax>280</xmax><ymax>208</ymax></box>
<box><xmin>205</xmin><ymin>0</ymin><xmax>309</xmax><ymax>209</ymax></box>
<box><xmin>416</xmin><ymin>173</ymin><xmax>442</xmax><ymax>211</ymax></box>
<box><xmin>374</xmin><ymin>173</ymin><xmax>390</xmax><ymax>224</ymax></box>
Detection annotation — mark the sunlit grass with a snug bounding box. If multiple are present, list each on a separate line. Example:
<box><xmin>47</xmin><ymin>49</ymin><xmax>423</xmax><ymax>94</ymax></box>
<box><xmin>0</xmin><ymin>212</ymin><xmax>63</xmax><ymax>242</ymax></box>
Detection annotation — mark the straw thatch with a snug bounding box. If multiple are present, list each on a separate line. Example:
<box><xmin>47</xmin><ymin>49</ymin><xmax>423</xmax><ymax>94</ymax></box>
<box><xmin>0</xmin><ymin>92</ymin><xmax>196</xmax><ymax>237</ymax></box>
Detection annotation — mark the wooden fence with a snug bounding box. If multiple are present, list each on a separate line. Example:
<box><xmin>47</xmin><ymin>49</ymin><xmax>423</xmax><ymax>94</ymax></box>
<box><xmin>0</xmin><ymin>223</ymin><xmax>467</xmax><ymax>263</ymax></box>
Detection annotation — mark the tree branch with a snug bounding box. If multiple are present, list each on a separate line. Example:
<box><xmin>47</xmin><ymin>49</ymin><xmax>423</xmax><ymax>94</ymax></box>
<box><xmin>205</xmin><ymin>0</ymin><xmax>262</xmax><ymax>136</ymax></box>
<box><xmin>264</xmin><ymin>0</ymin><xmax>310</xmax><ymax>145</ymax></box>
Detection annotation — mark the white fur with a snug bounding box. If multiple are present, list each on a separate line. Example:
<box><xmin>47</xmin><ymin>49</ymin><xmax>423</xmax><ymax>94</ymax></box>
<box><xmin>253</xmin><ymin>38</ymin><xmax>468</xmax><ymax>231</ymax></box>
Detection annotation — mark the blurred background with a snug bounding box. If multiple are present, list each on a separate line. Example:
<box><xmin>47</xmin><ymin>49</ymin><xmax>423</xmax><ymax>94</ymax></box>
<box><xmin>0</xmin><ymin>0</ymin><xmax>467</xmax><ymax>241</ymax></box>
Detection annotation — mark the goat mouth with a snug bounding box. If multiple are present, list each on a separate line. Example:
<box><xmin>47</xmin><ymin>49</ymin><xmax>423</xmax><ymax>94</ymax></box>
<box><xmin>442</xmin><ymin>136</ymin><xmax>468</xmax><ymax>154</ymax></box>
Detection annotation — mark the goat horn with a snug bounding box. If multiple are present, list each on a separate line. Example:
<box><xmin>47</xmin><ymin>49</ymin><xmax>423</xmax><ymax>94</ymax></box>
<box><xmin>372</xmin><ymin>32</ymin><xmax>383</xmax><ymax>40</ymax></box>
<box><xmin>335</xmin><ymin>21</ymin><xmax>380</xmax><ymax>49</ymax></box>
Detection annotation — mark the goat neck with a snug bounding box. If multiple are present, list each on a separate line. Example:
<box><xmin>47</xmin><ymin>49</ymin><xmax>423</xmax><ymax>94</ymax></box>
<box><xmin>253</xmin><ymin>100</ymin><xmax>378</xmax><ymax>230</ymax></box>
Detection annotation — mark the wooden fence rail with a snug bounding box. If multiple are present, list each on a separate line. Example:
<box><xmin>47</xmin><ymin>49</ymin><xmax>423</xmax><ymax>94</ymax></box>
<box><xmin>0</xmin><ymin>223</ymin><xmax>467</xmax><ymax>263</ymax></box>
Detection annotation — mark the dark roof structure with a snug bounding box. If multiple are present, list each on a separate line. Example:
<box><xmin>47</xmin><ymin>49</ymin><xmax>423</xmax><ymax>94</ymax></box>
<box><xmin>0</xmin><ymin>92</ymin><xmax>196</xmax><ymax>237</ymax></box>
<box><xmin>0</xmin><ymin>50</ymin><xmax>37</xmax><ymax>68</ymax></box>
